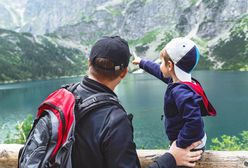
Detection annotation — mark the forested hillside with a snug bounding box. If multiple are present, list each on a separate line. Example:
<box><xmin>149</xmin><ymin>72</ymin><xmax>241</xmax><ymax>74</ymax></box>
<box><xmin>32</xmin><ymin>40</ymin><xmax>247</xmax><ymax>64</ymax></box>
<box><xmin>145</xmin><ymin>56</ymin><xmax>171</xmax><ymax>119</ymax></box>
<box><xmin>0</xmin><ymin>29</ymin><xmax>87</xmax><ymax>82</ymax></box>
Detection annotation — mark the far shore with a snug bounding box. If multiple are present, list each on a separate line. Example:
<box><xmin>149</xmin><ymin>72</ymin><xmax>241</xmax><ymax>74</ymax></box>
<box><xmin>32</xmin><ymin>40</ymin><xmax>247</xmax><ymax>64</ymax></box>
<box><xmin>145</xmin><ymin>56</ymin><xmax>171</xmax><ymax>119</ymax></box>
<box><xmin>1</xmin><ymin>69</ymin><xmax>248</xmax><ymax>85</ymax></box>
<box><xmin>0</xmin><ymin>74</ymin><xmax>85</xmax><ymax>85</ymax></box>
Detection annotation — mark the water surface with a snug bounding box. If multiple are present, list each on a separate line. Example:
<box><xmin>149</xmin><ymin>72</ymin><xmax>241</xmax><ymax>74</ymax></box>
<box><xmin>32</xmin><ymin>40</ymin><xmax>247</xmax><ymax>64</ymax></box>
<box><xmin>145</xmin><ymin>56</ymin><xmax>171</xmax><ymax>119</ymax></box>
<box><xmin>1</xmin><ymin>71</ymin><xmax>248</xmax><ymax>149</ymax></box>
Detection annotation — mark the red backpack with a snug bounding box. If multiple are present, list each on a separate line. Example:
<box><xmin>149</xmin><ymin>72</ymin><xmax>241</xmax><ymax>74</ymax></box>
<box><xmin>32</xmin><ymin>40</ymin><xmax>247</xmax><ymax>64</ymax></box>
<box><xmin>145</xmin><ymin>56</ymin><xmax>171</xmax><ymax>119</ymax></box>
<box><xmin>182</xmin><ymin>79</ymin><xmax>217</xmax><ymax>116</ymax></box>
<box><xmin>18</xmin><ymin>83</ymin><xmax>123</xmax><ymax>168</ymax></box>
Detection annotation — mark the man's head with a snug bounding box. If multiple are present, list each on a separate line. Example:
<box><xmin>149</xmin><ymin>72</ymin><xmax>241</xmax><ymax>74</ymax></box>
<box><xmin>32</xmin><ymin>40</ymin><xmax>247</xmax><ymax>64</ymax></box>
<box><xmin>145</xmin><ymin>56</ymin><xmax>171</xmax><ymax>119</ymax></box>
<box><xmin>163</xmin><ymin>37</ymin><xmax>200</xmax><ymax>82</ymax></box>
<box><xmin>89</xmin><ymin>36</ymin><xmax>131</xmax><ymax>81</ymax></box>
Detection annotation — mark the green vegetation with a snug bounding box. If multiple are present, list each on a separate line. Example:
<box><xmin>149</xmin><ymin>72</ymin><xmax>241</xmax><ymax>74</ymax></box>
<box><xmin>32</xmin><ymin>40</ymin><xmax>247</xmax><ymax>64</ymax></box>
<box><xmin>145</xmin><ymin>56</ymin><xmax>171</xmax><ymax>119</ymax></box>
<box><xmin>192</xmin><ymin>37</ymin><xmax>208</xmax><ymax>48</ymax></box>
<box><xmin>129</xmin><ymin>28</ymin><xmax>160</xmax><ymax>46</ymax></box>
<box><xmin>0</xmin><ymin>28</ymin><xmax>87</xmax><ymax>83</ymax></box>
<box><xmin>123</xmin><ymin>0</ymin><xmax>131</xmax><ymax>3</ymax></box>
<box><xmin>191</xmin><ymin>37</ymin><xmax>214</xmax><ymax>70</ymax></box>
<box><xmin>4</xmin><ymin>115</ymin><xmax>33</xmax><ymax>144</ymax></box>
<box><xmin>210</xmin><ymin>131</ymin><xmax>248</xmax><ymax>151</ymax></box>
<box><xmin>81</xmin><ymin>12</ymin><xmax>93</xmax><ymax>23</ymax></box>
<box><xmin>106</xmin><ymin>7</ymin><xmax>122</xmax><ymax>17</ymax></box>
<box><xmin>80</xmin><ymin>31</ymin><xmax>105</xmax><ymax>46</ymax></box>
<box><xmin>155</xmin><ymin>31</ymin><xmax>175</xmax><ymax>52</ymax></box>
<box><xmin>211</xmin><ymin>15</ymin><xmax>248</xmax><ymax>70</ymax></box>
<box><xmin>196</xmin><ymin>51</ymin><xmax>214</xmax><ymax>70</ymax></box>
<box><xmin>203</xmin><ymin>0</ymin><xmax>225</xmax><ymax>8</ymax></box>
<box><xmin>190</xmin><ymin>0</ymin><xmax>198</xmax><ymax>6</ymax></box>
<box><xmin>141</xmin><ymin>0</ymin><xmax>148</xmax><ymax>4</ymax></box>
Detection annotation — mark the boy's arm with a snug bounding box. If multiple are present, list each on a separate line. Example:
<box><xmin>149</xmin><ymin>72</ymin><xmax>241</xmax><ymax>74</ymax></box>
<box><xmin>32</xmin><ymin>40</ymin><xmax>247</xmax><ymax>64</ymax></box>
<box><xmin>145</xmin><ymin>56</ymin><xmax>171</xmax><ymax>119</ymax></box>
<box><xmin>173</xmin><ymin>85</ymin><xmax>205</xmax><ymax>148</ymax></box>
<box><xmin>133</xmin><ymin>57</ymin><xmax>170</xmax><ymax>83</ymax></box>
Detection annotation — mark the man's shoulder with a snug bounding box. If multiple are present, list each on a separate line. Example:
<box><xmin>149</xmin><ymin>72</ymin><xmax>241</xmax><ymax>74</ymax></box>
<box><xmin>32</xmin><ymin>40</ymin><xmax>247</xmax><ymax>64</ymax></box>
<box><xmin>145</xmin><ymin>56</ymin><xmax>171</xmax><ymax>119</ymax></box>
<box><xmin>86</xmin><ymin>100</ymin><xmax>128</xmax><ymax>124</ymax></box>
<box><xmin>107</xmin><ymin>105</ymin><xmax>130</xmax><ymax>124</ymax></box>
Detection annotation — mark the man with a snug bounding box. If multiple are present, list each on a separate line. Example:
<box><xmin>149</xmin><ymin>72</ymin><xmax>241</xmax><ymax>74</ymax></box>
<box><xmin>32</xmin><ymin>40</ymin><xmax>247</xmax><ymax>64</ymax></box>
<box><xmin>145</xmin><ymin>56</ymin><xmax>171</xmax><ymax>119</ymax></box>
<box><xmin>71</xmin><ymin>36</ymin><xmax>202</xmax><ymax>168</ymax></box>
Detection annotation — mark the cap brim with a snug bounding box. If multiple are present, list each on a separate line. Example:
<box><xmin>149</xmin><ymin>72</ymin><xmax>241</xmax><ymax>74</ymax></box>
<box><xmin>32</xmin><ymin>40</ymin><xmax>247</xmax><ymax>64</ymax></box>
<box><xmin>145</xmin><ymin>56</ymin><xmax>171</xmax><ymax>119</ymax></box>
<box><xmin>174</xmin><ymin>65</ymin><xmax>191</xmax><ymax>82</ymax></box>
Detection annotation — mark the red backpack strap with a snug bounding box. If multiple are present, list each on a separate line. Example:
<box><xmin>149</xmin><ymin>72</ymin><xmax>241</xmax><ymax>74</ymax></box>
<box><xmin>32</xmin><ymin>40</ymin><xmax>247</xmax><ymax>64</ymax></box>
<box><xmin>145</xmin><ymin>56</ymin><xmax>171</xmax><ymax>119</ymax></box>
<box><xmin>182</xmin><ymin>79</ymin><xmax>216</xmax><ymax>116</ymax></box>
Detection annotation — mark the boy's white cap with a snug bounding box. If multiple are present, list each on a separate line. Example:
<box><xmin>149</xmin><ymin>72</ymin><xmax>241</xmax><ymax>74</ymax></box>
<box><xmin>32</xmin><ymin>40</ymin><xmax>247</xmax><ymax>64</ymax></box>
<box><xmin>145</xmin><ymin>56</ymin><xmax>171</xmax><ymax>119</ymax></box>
<box><xmin>165</xmin><ymin>37</ymin><xmax>200</xmax><ymax>82</ymax></box>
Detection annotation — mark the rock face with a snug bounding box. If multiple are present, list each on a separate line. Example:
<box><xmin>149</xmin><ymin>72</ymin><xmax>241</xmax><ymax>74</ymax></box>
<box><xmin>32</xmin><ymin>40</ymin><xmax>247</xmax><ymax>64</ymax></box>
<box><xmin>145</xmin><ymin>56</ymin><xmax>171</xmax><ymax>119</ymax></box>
<box><xmin>0</xmin><ymin>0</ymin><xmax>247</xmax><ymax>72</ymax></box>
<box><xmin>0</xmin><ymin>0</ymin><xmax>246</xmax><ymax>38</ymax></box>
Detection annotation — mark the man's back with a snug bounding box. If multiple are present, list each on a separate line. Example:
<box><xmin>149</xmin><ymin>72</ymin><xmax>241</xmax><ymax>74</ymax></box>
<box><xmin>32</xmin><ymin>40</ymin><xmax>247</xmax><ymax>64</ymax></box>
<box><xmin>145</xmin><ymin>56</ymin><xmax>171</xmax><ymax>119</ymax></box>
<box><xmin>71</xmin><ymin>76</ymin><xmax>140</xmax><ymax>168</ymax></box>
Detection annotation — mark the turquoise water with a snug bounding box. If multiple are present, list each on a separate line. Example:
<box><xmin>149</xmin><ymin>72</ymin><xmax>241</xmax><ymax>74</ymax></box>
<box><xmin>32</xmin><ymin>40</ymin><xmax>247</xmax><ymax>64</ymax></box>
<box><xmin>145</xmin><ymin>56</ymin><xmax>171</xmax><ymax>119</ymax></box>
<box><xmin>0</xmin><ymin>71</ymin><xmax>248</xmax><ymax>149</ymax></box>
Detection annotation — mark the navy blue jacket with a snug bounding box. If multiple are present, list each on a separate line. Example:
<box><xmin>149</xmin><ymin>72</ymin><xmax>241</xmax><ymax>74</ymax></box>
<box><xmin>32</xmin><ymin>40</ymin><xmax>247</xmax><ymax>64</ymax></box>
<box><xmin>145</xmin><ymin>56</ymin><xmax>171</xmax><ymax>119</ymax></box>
<box><xmin>71</xmin><ymin>76</ymin><xmax>176</xmax><ymax>168</ymax></box>
<box><xmin>140</xmin><ymin>60</ymin><xmax>205</xmax><ymax>148</ymax></box>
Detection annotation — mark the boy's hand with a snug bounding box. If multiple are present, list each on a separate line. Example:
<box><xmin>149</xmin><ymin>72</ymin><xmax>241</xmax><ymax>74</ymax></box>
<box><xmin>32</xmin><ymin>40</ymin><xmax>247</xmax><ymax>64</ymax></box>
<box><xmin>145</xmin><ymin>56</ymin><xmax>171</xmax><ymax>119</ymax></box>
<box><xmin>132</xmin><ymin>56</ymin><xmax>141</xmax><ymax>65</ymax></box>
<box><xmin>131</xmin><ymin>50</ymin><xmax>141</xmax><ymax>65</ymax></box>
<box><xmin>169</xmin><ymin>141</ymin><xmax>203</xmax><ymax>167</ymax></box>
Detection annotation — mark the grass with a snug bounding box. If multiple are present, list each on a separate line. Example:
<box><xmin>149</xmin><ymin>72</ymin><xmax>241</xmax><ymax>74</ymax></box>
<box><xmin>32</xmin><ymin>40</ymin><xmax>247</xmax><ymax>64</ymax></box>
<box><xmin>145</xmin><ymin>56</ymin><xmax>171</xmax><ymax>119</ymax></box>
<box><xmin>128</xmin><ymin>28</ymin><xmax>160</xmax><ymax>46</ymax></box>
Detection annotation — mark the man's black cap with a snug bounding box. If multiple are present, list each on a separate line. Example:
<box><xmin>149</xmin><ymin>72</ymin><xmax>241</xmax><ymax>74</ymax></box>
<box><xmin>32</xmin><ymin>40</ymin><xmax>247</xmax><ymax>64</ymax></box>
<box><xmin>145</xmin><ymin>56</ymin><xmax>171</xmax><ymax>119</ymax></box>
<box><xmin>89</xmin><ymin>36</ymin><xmax>131</xmax><ymax>71</ymax></box>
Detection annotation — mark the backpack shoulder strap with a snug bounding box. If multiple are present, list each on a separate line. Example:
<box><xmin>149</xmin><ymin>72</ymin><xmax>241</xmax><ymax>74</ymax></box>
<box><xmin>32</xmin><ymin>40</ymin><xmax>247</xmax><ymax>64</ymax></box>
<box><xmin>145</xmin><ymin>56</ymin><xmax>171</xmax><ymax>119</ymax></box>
<box><xmin>62</xmin><ymin>82</ymin><xmax>80</xmax><ymax>93</ymax></box>
<box><xmin>62</xmin><ymin>82</ymin><xmax>82</xmax><ymax>104</ymax></box>
<box><xmin>76</xmin><ymin>92</ymin><xmax>124</xmax><ymax>122</ymax></box>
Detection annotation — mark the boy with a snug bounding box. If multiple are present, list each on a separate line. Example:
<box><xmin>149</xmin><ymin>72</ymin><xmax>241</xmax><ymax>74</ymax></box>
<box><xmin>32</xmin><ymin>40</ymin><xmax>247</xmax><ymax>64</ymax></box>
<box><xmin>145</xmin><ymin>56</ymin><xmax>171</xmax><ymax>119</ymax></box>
<box><xmin>132</xmin><ymin>37</ymin><xmax>216</xmax><ymax>152</ymax></box>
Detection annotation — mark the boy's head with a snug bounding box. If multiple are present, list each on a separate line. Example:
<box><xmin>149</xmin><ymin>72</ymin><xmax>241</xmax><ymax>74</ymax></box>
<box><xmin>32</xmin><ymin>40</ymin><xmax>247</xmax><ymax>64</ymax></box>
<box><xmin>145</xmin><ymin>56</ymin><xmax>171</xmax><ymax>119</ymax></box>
<box><xmin>163</xmin><ymin>37</ymin><xmax>200</xmax><ymax>82</ymax></box>
<box><xmin>88</xmin><ymin>36</ymin><xmax>131</xmax><ymax>81</ymax></box>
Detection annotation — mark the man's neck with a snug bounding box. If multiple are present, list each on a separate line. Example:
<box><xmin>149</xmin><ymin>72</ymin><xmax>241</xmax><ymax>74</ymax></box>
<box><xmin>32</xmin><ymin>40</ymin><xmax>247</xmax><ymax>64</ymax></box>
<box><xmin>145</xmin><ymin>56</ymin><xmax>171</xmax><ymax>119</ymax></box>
<box><xmin>88</xmin><ymin>74</ymin><xmax>118</xmax><ymax>91</ymax></box>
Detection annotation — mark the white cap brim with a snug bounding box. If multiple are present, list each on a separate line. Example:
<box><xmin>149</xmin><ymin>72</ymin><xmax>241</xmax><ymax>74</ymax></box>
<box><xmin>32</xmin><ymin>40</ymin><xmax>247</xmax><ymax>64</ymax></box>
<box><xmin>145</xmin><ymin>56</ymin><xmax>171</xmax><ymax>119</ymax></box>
<box><xmin>174</xmin><ymin>65</ymin><xmax>191</xmax><ymax>82</ymax></box>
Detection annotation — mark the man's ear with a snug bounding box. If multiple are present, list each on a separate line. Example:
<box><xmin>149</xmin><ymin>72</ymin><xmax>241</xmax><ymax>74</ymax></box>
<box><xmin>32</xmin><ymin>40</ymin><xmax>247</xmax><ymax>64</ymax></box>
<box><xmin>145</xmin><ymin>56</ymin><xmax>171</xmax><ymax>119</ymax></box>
<box><xmin>88</xmin><ymin>59</ymin><xmax>91</xmax><ymax>67</ymax></box>
<box><xmin>120</xmin><ymin>68</ymin><xmax>128</xmax><ymax>79</ymax></box>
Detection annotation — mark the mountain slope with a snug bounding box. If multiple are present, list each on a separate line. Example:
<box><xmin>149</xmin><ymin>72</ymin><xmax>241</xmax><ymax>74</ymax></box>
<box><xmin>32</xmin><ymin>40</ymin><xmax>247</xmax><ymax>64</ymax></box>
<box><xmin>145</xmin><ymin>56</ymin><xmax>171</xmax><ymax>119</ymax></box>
<box><xmin>210</xmin><ymin>16</ymin><xmax>248</xmax><ymax>70</ymax></box>
<box><xmin>53</xmin><ymin>0</ymin><xmax>248</xmax><ymax>70</ymax></box>
<box><xmin>0</xmin><ymin>0</ymin><xmax>247</xmax><ymax>81</ymax></box>
<box><xmin>0</xmin><ymin>29</ymin><xmax>87</xmax><ymax>82</ymax></box>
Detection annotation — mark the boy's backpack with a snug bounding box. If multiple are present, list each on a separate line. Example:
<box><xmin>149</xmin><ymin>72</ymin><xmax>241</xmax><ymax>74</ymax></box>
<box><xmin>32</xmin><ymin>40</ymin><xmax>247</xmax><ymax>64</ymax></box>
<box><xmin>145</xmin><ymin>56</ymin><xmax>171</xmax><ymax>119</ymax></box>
<box><xmin>18</xmin><ymin>82</ymin><xmax>123</xmax><ymax>168</ymax></box>
<box><xmin>182</xmin><ymin>78</ymin><xmax>217</xmax><ymax>117</ymax></box>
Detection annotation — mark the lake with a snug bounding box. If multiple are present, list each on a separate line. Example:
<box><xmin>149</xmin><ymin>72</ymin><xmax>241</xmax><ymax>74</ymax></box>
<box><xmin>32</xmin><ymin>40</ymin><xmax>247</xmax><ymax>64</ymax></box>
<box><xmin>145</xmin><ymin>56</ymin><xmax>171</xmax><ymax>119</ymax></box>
<box><xmin>0</xmin><ymin>71</ymin><xmax>248</xmax><ymax>149</ymax></box>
